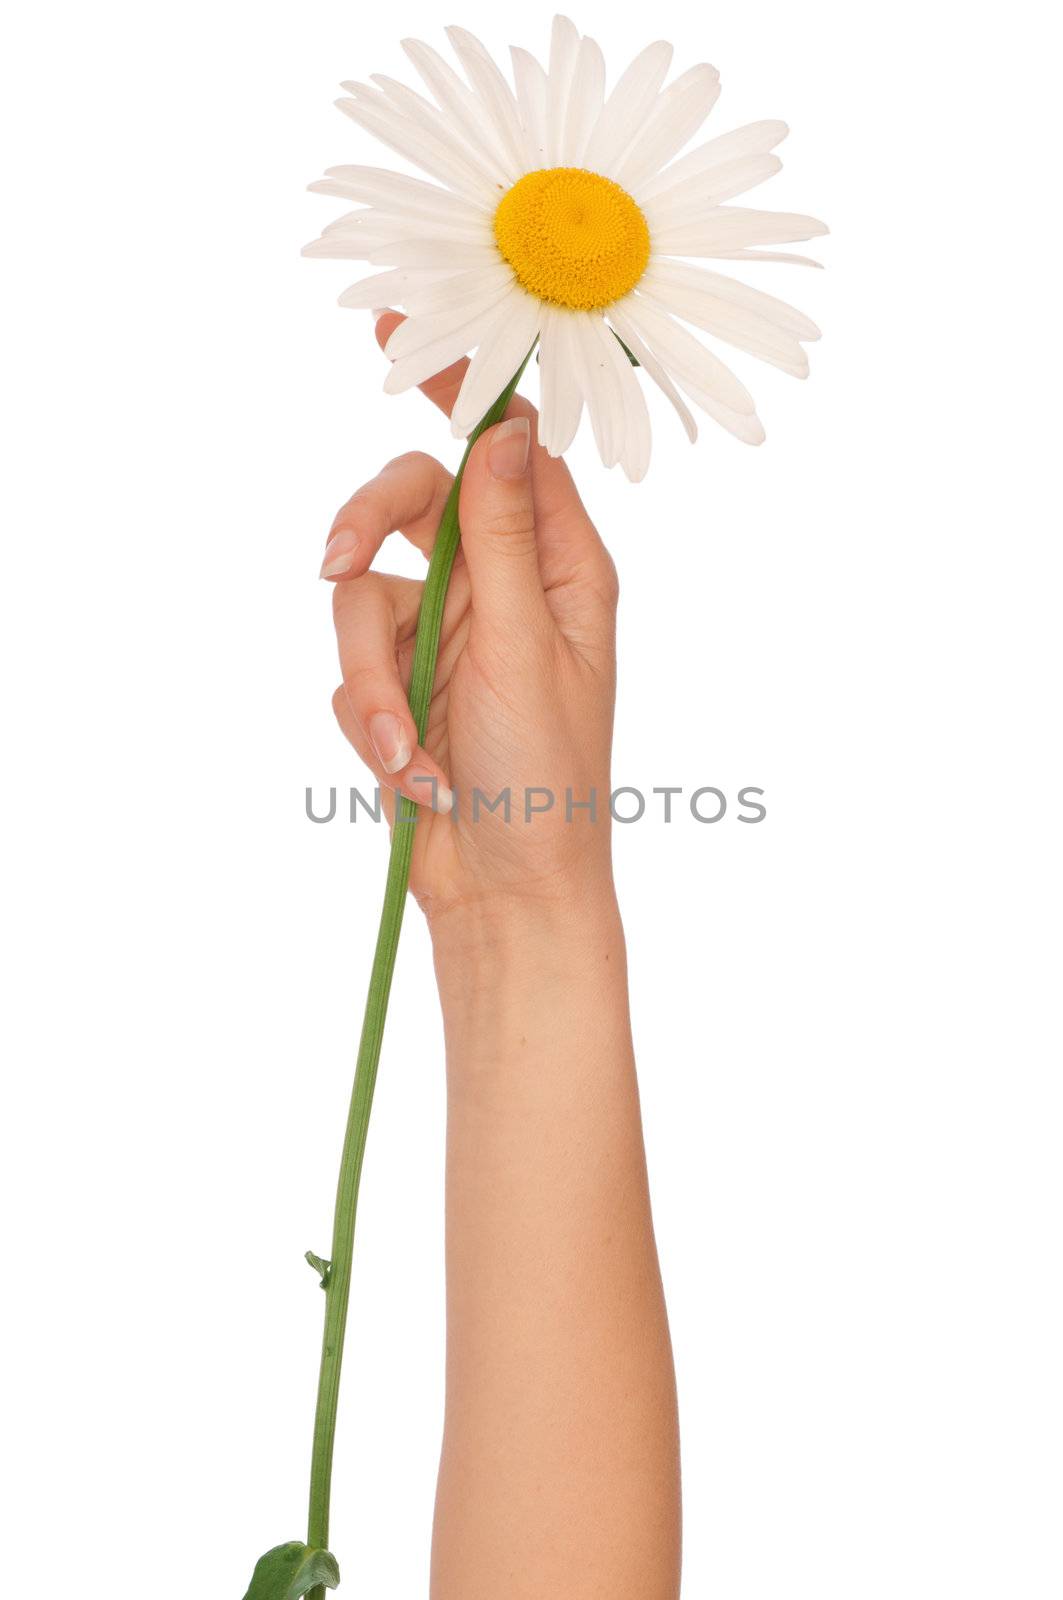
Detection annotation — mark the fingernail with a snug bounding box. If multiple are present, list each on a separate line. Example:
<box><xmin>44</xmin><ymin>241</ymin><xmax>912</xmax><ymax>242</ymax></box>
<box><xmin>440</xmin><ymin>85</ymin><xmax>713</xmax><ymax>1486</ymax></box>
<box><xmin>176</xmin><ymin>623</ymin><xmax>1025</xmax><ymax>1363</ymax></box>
<box><xmin>487</xmin><ymin>416</ymin><xmax>530</xmax><ymax>480</ymax></box>
<box><xmin>368</xmin><ymin>711</ymin><xmax>411</xmax><ymax>775</ymax></box>
<box><xmin>320</xmin><ymin>531</ymin><xmax>358</xmax><ymax>580</ymax></box>
<box><xmin>406</xmin><ymin>770</ymin><xmax>453</xmax><ymax>814</ymax></box>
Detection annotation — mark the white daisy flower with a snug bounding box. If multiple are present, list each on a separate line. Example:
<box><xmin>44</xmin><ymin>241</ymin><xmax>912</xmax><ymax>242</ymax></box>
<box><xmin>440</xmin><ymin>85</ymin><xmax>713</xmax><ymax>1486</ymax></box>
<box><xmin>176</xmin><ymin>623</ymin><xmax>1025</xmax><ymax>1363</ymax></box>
<box><xmin>304</xmin><ymin>14</ymin><xmax>827</xmax><ymax>481</ymax></box>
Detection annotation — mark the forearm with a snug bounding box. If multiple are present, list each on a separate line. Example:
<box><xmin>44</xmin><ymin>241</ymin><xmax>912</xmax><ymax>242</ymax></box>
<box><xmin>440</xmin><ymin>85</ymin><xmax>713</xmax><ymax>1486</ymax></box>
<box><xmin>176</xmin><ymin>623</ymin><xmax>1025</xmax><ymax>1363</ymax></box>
<box><xmin>428</xmin><ymin>885</ymin><xmax>681</xmax><ymax>1600</ymax></box>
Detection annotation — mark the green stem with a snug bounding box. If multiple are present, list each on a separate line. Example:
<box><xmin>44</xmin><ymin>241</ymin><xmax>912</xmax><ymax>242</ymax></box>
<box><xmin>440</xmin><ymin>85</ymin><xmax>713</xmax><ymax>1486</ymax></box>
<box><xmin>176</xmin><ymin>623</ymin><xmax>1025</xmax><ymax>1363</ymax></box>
<box><xmin>305</xmin><ymin>350</ymin><xmax>533</xmax><ymax>1586</ymax></box>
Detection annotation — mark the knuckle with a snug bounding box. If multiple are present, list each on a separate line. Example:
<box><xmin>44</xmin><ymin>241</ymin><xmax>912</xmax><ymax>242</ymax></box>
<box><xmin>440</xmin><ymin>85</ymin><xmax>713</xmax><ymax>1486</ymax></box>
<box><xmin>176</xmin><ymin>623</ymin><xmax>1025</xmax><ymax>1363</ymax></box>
<box><xmin>335</xmin><ymin>482</ymin><xmax>378</xmax><ymax>522</ymax></box>
<box><xmin>333</xmin><ymin>568</ymin><xmax>383</xmax><ymax>618</ymax></box>
<box><xmin>342</xmin><ymin>661</ymin><xmax>384</xmax><ymax>697</ymax></box>
<box><xmin>595</xmin><ymin>551</ymin><xmax>620</xmax><ymax>608</ymax></box>
<box><xmin>577</xmin><ymin>542</ymin><xmax>619</xmax><ymax>608</ymax></box>
<box><xmin>386</xmin><ymin>449</ymin><xmax>440</xmax><ymax>477</ymax></box>
<box><xmin>483</xmin><ymin>505</ymin><xmax>537</xmax><ymax>545</ymax></box>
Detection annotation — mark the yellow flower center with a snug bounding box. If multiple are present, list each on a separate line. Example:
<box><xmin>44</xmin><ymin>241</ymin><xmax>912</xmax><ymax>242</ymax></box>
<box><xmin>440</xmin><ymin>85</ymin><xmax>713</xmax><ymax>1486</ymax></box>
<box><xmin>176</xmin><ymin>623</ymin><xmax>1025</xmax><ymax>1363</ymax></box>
<box><xmin>493</xmin><ymin>167</ymin><xmax>651</xmax><ymax>312</ymax></box>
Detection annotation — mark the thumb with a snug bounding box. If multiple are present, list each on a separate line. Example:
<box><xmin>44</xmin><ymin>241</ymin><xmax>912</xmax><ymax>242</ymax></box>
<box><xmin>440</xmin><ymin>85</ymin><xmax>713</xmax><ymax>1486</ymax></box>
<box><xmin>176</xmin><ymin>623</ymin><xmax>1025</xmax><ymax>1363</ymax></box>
<box><xmin>457</xmin><ymin>417</ymin><xmax>548</xmax><ymax>639</ymax></box>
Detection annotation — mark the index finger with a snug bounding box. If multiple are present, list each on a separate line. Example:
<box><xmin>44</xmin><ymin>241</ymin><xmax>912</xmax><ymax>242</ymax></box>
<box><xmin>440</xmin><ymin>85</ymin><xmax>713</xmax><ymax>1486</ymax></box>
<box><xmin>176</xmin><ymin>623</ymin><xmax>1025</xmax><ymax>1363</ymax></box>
<box><xmin>375</xmin><ymin>310</ymin><xmax>471</xmax><ymax>422</ymax></box>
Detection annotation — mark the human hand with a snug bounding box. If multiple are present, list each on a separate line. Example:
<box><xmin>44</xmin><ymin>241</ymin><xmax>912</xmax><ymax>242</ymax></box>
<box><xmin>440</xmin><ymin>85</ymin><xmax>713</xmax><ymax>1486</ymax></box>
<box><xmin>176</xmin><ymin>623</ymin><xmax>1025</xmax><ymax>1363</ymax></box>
<box><xmin>325</xmin><ymin>313</ymin><xmax>620</xmax><ymax>924</ymax></box>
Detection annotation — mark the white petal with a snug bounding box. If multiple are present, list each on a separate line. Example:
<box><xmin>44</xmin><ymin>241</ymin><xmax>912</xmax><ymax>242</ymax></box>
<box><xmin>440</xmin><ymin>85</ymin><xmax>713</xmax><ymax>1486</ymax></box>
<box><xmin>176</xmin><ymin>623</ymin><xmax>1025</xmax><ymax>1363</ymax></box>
<box><xmin>582</xmin><ymin>40</ymin><xmax>673</xmax><ymax>177</ymax></box>
<box><xmin>638</xmin><ymin>120</ymin><xmax>789</xmax><ymax>200</ymax></box>
<box><xmin>638</xmin><ymin>275</ymin><xmax>808</xmax><ymax>376</ymax></box>
<box><xmin>646</xmin><ymin>258</ymin><xmax>820</xmax><ymax>339</ymax></box>
<box><xmin>325</xmin><ymin>209</ymin><xmax>490</xmax><ymax>247</ymax></box>
<box><xmin>676</xmin><ymin>381</ymin><xmax>765</xmax><ymax>445</ymax></box>
<box><xmin>708</xmin><ymin>248</ymin><xmax>824</xmax><ymax>267</ymax></box>
<box><xmin>546</xmin><ymin>15</ymin><xmax>581</xmax><ymax>167</ymax></box>
<box><xmin>596</xmin><ymin>317</ymin><xmax>652</xmax><ymax>481</ymax></box>
<box><xmin>451</xmin><ymin>290</ymin><xmax>542</xmax><ymax>435</ymax></box>
<box><xmin>561</xmin><ymin>35</ymin><xmax>606</xmax><ymax>166</ymax></box>
<box><xmin>642</xmin><ymin>154</ymin><xmax>782</xmax><ymax>222</ymax></box>
<box><xmin>613</xmin><ymin>65</ymin><xmax>721</xmax><ymax>193</ymax></box>
<box><xmin>401</xmin><ymin>38</ymin><xmax>516</xmax><ymax>186</ymax></box>
<box><xmin>338</xmin><ymin>267</ymin><xmax>447</xmax><ymax>309</ymax></box>
<box><xmin>384</xmin><ymin>278</ymin><xmax>516</xmax><ymax>360</ymax></box>
<box><xmin>624</xmin><ymin>296</ymin><xmax>765</xmax><ymax>441</ymax></box>
<box><xmin>570</xmin><ymin>314</ymin><xmax>622</xmax><ymax>467</ymax></box>
<box><xmin>302</xmin><ymin>232</ymin><xmax>391</xmax><ymax>260</ymax></box>
<box><xmin>384</xmin><ymin>297</ymin><xmax>515</xmax><ymax>395</ymax></box>
<box><xmin>622</xmin><ymin>296</ymin><xmax>755</xmax><ymax>414</ymax></box>
<box><xmin>652</xmin><ymin>206</ymin><xmax>829</xmax><ymax>254</ymax></box>
<box><xmin>445</xmin><ymin>26</ymin><xmax>527</xmax><ymax>177</ymax></box>
<box><xmin>402</xmin><ymin>263</ymin><xmax>515</xmax><ymax>316</ymax></box>
<box><xmin>538</xmin><ymin>307</ymin><xmax>584</xmax><ymax>456</ymax></box>
<box><xmin>607</xmin><ymin>302</ymin><xmax>697</xmax><ymax>444</ymax></box>
<box><xmin>335</xmin><ymin>92</ymin><xmax>492</xmax><ymax>204</ymax></box>
<box><xmin>510</xmin><ymin>46</ymin><xmax>550</xmax><ymax>167</ymax></box>
<box><xmin>319</xmin><ymin>207</ymin><xmax>373</xmax><ymax>230</ymax></box>
<box><xmin>311</xmin><ymin>165</ymin><xmax>489</xmax><ymax>220</ymax></box>
<box><xmin>366</xmin><ymin>73</ymin><xmax>502</xmax><ymax>185</ymax></box>
<box><xmin>367</xmin><ymin>239</ymin><xmax>502</xmax><ymax>269</ymax></box>
<box><xmin>624</xmin><ymin>287</ymin><xmax>766</xmax><ymax>444</ymax></box>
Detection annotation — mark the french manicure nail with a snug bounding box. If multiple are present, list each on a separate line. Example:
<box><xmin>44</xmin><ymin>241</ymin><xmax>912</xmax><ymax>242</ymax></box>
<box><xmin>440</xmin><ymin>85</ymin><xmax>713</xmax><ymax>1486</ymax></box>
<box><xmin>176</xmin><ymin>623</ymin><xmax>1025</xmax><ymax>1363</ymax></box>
<box><xmin>406</xmin><ymin>771</ymin><xmax>453</xmax><ymax>814</ymax></box>
<box><xmin>487</xmin><ymin>416</ymin><xmax>530</xmax><ymax>481</ymax></box>
<box><xmin>368</xmin><ymin>711</ymin><xmax>411</xmax><ymax>775</ymax></box>
<box><xmin>320</xmin><ymin>531</ymin><xmax>358</xmax><ymax>580</ymax></box>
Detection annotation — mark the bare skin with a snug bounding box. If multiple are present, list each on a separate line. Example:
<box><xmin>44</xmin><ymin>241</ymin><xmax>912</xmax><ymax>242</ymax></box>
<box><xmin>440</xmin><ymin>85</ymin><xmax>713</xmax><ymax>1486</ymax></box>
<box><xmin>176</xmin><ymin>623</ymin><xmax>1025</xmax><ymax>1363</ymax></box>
<box><xmin>323</xmin><ymin>313</ymin><xmax>681</xmax><ymax>1600</ymax></box>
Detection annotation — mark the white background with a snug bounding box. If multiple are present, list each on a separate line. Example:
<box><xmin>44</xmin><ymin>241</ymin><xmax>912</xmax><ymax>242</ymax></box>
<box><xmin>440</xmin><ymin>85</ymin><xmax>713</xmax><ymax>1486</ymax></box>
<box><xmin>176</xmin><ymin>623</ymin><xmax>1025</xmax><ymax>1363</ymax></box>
<box><xmin>2</xmin><ymin>2</ymin><xmax>1060</xmax><ymax>1595</ymax></box>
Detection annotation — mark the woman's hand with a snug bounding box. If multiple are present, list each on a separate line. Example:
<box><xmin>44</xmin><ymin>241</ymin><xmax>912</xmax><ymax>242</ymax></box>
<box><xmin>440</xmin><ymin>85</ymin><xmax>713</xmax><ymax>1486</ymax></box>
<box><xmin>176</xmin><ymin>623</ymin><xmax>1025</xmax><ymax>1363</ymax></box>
<box><xmin>325</xmin><ymin>312</ymin><xmax>619</xmax><ymax>922</ymax></box>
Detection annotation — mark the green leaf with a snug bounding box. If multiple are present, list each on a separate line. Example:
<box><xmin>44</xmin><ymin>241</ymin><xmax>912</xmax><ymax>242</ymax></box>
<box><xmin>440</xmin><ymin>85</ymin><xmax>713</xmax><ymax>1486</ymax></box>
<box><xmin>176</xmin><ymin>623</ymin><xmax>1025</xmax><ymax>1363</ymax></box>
<box><xmin>241</xmin><ymin>1542</ymin><xmax>340</xmax><ymax>1600</ymax></box>
<box><xmin>613</xmin><ymin>333</ymin><xmax>641</xmax><ymax>368</ymax></box>
<box><xmin>305</xmin><ymin>1250</ymin><xmax>331</xmax><ymax>1288</ymax></box>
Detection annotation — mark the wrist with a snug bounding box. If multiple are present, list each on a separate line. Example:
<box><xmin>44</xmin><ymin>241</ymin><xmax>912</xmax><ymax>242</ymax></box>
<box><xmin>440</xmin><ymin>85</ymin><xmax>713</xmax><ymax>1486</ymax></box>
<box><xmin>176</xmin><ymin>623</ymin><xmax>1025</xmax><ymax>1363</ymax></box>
<box><xmin>426</xmin><ymin>870</ymin><xmax>620</xmax><ymax>966</ymax></box>
<box><xmin>428</xmin><ymin>875</ymin><xmax>627</xmax><ymax>1070</ymax></box>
